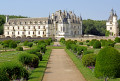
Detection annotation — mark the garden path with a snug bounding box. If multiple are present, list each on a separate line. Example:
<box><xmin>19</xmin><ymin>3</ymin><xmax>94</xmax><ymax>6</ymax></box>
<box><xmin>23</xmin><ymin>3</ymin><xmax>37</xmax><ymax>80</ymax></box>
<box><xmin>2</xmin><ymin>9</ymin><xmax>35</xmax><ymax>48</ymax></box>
<box><xmin>42</xmin><ymin>42</ymin><xmax>86</xmax><ymax>81</ymax></box>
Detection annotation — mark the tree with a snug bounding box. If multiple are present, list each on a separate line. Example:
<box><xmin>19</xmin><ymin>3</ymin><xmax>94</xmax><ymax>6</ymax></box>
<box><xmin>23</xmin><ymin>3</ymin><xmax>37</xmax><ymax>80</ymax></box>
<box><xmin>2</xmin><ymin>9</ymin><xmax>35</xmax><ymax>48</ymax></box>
<box><xmin>9</xmin><ymin>41</ymin><xmax>17</xmax><ymax>48</ymax></box>
<box><xmin>3</xmin><ymin>44</ymin><xmax>8</xmax><ymax>51</ymax></box>
<box><xmin>105</xmin><ymin>30</ymin><xmax>110</xmax><ymax>36</ymax></box>
<box><xmin>27</xmin><ymin>42</ymin><xmax>33</xmax><ymax>48</ymax></box>
<box><xmin>95</xmin><ymin>47</ymin><xmax>120</xmax><ymax>81</ymax></box>
<box><xmin>93</xmin><ymin>40</ymin><xmax>101</xmax><ymax>49</ymax></box>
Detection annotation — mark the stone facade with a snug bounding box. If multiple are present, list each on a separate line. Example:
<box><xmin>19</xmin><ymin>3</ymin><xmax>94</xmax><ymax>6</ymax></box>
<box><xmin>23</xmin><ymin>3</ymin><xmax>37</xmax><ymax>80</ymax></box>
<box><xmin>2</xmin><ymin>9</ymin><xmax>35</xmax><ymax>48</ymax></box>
<box><xmin>106</xmin><ymin>9</ymin><xmax>119</xmax><ymax>36</ymax></box>
<box><xmin>4</xmin><ymin>10</ymin><xmax>82</xmax><ymax>38</ymax></box>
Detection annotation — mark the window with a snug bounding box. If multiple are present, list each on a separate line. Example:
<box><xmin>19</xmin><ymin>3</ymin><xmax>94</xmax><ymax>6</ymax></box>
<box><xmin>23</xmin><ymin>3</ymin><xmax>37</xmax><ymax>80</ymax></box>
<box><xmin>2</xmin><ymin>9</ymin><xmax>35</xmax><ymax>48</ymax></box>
<box><xmin>28</xmin><ymin>31</ymin><xmax>30</xmax><ymax>35</ymax></box>
<box><xmin>78</xmin><ymin>26</ymin><xmax>79</xmax><ymax>29</ymax></box>
<box><xmin>20</xmin><ymin>22</ymin><xmax>21</xmax><ymax>25</ymax></box>
<box><xmin>38</xmin><ymin>26</ymin><xmax>40</xmax><ymax>29</ymax></box>
<box><xmin>7</xmin><ymin>27</ymin><xmax>9</xmax><ymax>30</ymax></box>
<box><xmin>7</xmin><ymin>32</ymin><xmax>9</xmax><ymax>35</ymax></box>
<box><xmin>33</xmin><ymin>32</ymin><xmax>34</xmax><ymax>34</ymax></box>
<box><xmin>18</xmin><ymin>32</ymin><xmax>19</xmax><ymax>35</ymax></box>
<box><xmin>22</xmin><ymin>32</ymin><xmax>24</xmax><ymax>34</ymax></box>
<box><xmin>25</xmin><ymin>22</ymin><xmax>27</xmax><ymax>24</ymax></box>
<box><xmin>34</xmin><ymin>26</ymin><xmax>35</xmax><ymax>29</ymax></box>
<box><xmin>43</xmin><ymin>26</ymin><xmax>45</xmax><ymax>29</ymax></box>
<box><xmin>61</xmin><ymin>27</ymin><xmax>62</xmax><ymax>31</ymax></box>
<box><xmin>18</xmin><ymin>26</ymin><xmax>19</xmax><ymax>29</ymax></box>
<box><xmin>38</xmin><ymin>31</ymin><xmax>40</xmax><ymax>34</ymax></box>
<box><xmin>12</xmin><ymin>32</ymin><xmax>13</xmax><ymax>34</ymax></box>
<box><xmin>110</xmin><ymin>27</ymin><xmax>112</xmax><ymax>30</ymax></box>
<box><xmin>78</xmin><ymin>31</ymin><xmax>79</xmax><ymax>34</ymax></box>
<box><xmin>28</xmin><ymin>26</ymin><xmax>30</xmax><ymax>29</ymax></box>
<box><xmin>43</xmin><ymin>32</ymin><xmax>44</xmax><ymax>35</ymax></box>
<box><xmin>13</xmin><ymin>27</ymin><xmax>14</xmax><ymax>30</ymax></box>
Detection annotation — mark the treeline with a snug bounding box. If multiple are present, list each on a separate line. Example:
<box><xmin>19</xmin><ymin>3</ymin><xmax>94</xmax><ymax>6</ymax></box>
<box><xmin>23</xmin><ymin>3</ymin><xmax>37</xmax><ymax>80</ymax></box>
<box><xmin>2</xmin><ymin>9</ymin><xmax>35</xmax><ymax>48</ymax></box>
<box><xmin>0</xmin><ymin>15</ymin><xmax>27</xmax><ymax>35</ymax></box>
<box><xmin>83</xmin><ymin>19</ymin><xmax>120</xmax><ymax>36</ymax></box>
<box><xmin>82</xmin><ymin>19</ymin><xmax>106</xmax><ymax>36</ymax></box>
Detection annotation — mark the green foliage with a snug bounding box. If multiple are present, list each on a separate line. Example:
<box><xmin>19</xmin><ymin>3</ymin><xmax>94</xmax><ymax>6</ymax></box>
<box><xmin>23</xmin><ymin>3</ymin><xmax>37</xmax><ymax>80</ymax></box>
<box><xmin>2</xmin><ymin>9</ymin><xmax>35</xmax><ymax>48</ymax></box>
<box><xmin>89</xmin><ymin>39</ymin><xmax>97</xmax><ymax>46</ymax></box>
<box><xmin>86</xmin><ymin>40</ymin><xmax>90</xmax><ymax>43</ymax></box>
<box><xmin>38</xmin><ymin>40</ymin><xmax>45</xmax><ymax>45</ymax></box>
<box><xmin>33</xmin><ymin>40</ymin><xmax>38</xmax><ymax>45</ymax></box>
<box><xmin>0</xmin><ymin>62</ymin><xmax>29</xmax><ymax>80</ymax></box>
<box><xmin>0</xmin><ymin>69</ymin><xmax>10</xmax><ymax>81</ymax></box>
<box><xmin>9</xmin><ymin>41</ymin><xmax>17</xmax><ymax>48</ymax></box>
<box><xmin>93</xmin><ymin>40</ymin><xmax>101</xmax><ymax>49</ymax></box>
<box><xmin>60</xmin><ymin>38</ymin><xmax>65</xmax><ymax>44</ymax></box>
<box><xmin>83</xmin><ymin>19</ymin><xmax>106</xmax><ymax>36</ymax></box>
<box><xmin>16</xmin><ymin>47</ymin><xmax>23</xmax><ymax>51</ymax></box>
<box><xmin>79</xmin><ymin>42</ymin><xmax>83</xmax><ymax>45</ymax></box>
<box><xmin>15</xmin><ymin>40</ymin><xmax>21</xmax><ymax>44</ymax></box>
<box><xmin>37</xmin><ymin>44</ymin><xmax>46</xmax><ymax>53</ymax></box>
<box><xmin>27</xmin><ymin>42</ymin><xmax>33</xmax><ymax>48</ymax></box>
<box><xmin>83</xmin><ymin>50</ymin><xmax>94</xmax><ymax>55</ymax></box>
<box><xmin>35</xmin><ymin>52</ymin><xmax>42</xmax><ymax>61</ymax></box>
<box><xmin>2</xmin><ymin>40</ymin><xmax>12</xmax><ymax>47</ymax></box>
<box><xmin>82</xmin><ymin>54</ymin><xmax>96</xmax><ymax>67</ymax></box>
<box><xmin>77</xmin><ymin>46</ymin><xmax>87</xmax><ymax>55</ymax></box>
<box><xmin>115</xmin><ymin>37</ymin><xmax>120</xmax><ymax>43</ymax></box>
<box><xmin>19</xmin><ymin>53</ymin><xmax>39</xmax><ymax>68</ymax></box>
<box><xmin>95</xmin><ymin>47</ymin><xmax>120</xmax><ymax>79</ymax></box>
<box><xmin>23</xmin><ymin>41</ymin><xmax>29</xmax><ymax>46</ymax></box>
<box><xmin>105</xmin><ymin>30</ymin><xmax>110</xmax><ymax>36</ymax></box>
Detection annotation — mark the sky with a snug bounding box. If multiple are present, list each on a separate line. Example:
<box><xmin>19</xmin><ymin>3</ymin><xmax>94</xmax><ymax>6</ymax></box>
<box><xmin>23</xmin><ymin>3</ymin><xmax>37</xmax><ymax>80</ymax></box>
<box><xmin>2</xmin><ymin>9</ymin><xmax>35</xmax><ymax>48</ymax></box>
<box><xmin>0</xmin><ymin>0</ymin><xmax>120</xmax><ymax>20</ymax></box>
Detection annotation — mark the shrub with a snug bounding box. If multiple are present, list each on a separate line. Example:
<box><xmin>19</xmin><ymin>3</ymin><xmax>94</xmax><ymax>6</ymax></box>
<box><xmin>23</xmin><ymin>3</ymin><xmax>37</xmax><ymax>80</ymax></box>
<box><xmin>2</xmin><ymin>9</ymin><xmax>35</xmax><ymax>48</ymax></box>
<box><xmin>38</xmin><ymin>44</ymin><xmax>46</xmax><ymax>53</ymax></box>
<box><xmin>115</xmin><ymin>37</ymin><xmax>120</xmax><ymax>43</ymax></box>
<box><xmin>15</xmin><ymin>40</ymin><xmax>21</xmax><ymax>44</ymax></box>
<box><xmin>44</xmin><ymin>40</ymin><xmax>51</xmax><ymax>45</ymax></box>
<box><xmin>86</xmin><ymin>40</ymin><xmax>89</xmax><ymax>43</ymax></box>
<box><xmin>19</xmin><ymin>53</ymin><xmax>39</xmax><ymax>68</ymax></box>
<box><xmin>95</xmin><ymin>47</ymin><xmax>120</xmax><ymax>80</ymax></box>
<box><xmin>105</xmin><ymin>40</ymin><xmax>115</xmax><ymax>47</ymax></box>
<box><xmin>77</xmin><ymin>46</ymin><xmax>87</xmax><ymax>55</ymax></box>
<box><xmin>0</xmin><ymin>69</ymin><xmax>10</xmax><ymax>81</ymax></box>
<box><xmin>27</xmin><ymin>42</ymin><xmax>33</xmax><ymax>48</ymax></box>
<box><xmin>83</xmin><ymin>50</ymin><xmax>94</xmax><ymax>55</ymax></box>
<box><xmin>24</xmin><ymin>41</ymin><xmax>29</xmax><ymax>46</ymax></box>
<box><xmin>35</xmin><ymin>52</ymin><xmax>42</xmax><ymax>61</ymax></box>
<box><xmin>0</xmin><ymin>62</ymin><xmax>29</xmax><ymax>80</ymax></box>
<box><xmin>3</xmin><ymin>40</ymin><xmax>12</xmax><ymax>46</ymax></box>
<box><xmin>60</xmin><ymin>38</ymin><xmax>65</xmax><ymax>42</ymax></box>
<box><xmin>93</xmin><ymin>40</ymin><xmax>101</xmax><ymax>49</ymax></box>
<box><xmin>89</xmin><ymin>39</ymin><xmax>97</xmax><ymax>46</ymax></box>
<box><xmin>82</xmin><ymin>54</ymin><xmax>96</xmax><ymax>67</ymax></box>
<box><xmin>38</xmin><ymin>40</ymin><xmax>45</xmax><ymax>45</ymax></box>
<box><xmin>9</xmin><ymin>41</ymin><xmax>17</xmax><ymax>48</ymax></box>
<box><xmin>33</xmin><ymin>40</ymin><xmax>38</xmax><ymax>45</ymax></box>
<box><xmin>79</xmin><ymin>42</ymin><xmax>83</xmax><ymax>45</ymax></box>
<box><xmin>16</xmin><ymin>47</ymin><xmax>23</xmax><ymax>51</ymax></box>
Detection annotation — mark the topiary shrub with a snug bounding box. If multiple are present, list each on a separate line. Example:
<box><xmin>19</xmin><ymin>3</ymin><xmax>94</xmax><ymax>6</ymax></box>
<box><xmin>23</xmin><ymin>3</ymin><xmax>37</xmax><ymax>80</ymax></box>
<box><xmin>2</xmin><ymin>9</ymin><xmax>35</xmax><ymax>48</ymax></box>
<box><xmin>0</xmin><ymin>69</ymin><xmax>10</xmax><ymax>81</ymax></box>
<box><xmin>89</xmin><ymin>39</ymin><xmax>97</xmax><ymax>46</ymax></box>
<box><xmin>82</xmin><ymin>54</ymin><xmax>96</xmax><ymax>67</ymax></box>
<box><xmin>95</xmin><ymin>47</ymin><xmax>120</xmax><ymax>80</ymax></box>
<box><xmin>77</xmin><ymin>46</ymin><xmax>87</xmax><ymax>55</ymax></box>
<box><xmin>19</xmin><ymin>53</ymin><xmax>39</xmax><ymax>68</ymax></box>
<box><xmin>37</xmin><ymin>44</ymin><xmax>46</xmax><ymax>53</ymax></box>
<box><xmin>16</xmin><ymin>47</ymin><xmax>23</xmax><ymax>51</ymax></box>
<box><xmin>0</xmin><ymin>62</ymin><xmax>29</xmax><ymax>80</ymax></box>
<box><xmin>83</xmin><ymin>50</ymin><xmax>94</xmax><ymax>55</ymax></box>
<box><xmin>35</xmin><ymin>52</ymin><xmax>42</xmax><ymax>61</ymax></box>
<box><xmin>93</xmin><ymin>40</ymin><xmax>101</xmax><ymax>49</ymax></box>
<box><xmin>115</xmin><ymin>37</ymin><xmax>120</xmax><ymax>43</ymax></box>
<box><xmin>79</xmin><ymin>42</ymin><xmax>83</xmax><ymax>45</ymax></box>
<box><xmin>9</xmin><ymin>41</ymin><xmax>17</xmax><ymax>48</ymax></box>
<box><xmin>27</xmin><ymin>42</ymin><xmax>33</xmax><ymax>48</ymax></box>
<box><xmin>23</xmin><ymin>41</ymin><xmax>29</xmax><ymax>46</ymax></box>
<box><xmin>86</xmin><ymin>40</ymin><xmax>90</xmax><ymax>43</ymax></box>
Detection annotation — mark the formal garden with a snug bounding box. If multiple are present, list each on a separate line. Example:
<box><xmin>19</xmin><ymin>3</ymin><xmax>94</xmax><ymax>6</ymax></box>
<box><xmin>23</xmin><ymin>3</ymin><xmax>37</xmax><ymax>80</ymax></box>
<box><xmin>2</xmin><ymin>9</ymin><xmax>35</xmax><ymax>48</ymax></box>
<box><xmin>60</xmin><ymin>37</ymin><xmax>120</xmax><ymax>81</ymax></box>
<box><xmin>0</xmin><ymin>38</ymin><xmax>53</xmax><ymax>81</ymax></box>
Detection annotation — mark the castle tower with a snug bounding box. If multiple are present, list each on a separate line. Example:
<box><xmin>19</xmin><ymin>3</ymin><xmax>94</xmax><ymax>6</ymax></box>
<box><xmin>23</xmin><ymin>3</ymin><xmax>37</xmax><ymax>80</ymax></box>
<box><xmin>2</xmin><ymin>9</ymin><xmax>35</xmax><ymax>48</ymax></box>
<box><xmin>6</xmin><ymin>15</ymin><xmax>9</xmax><ymax>23</ymax></box>
<box><xmin>106</xmin><ymin>9</ymin><xmax>119</xmax><ymax>36</ymax></box>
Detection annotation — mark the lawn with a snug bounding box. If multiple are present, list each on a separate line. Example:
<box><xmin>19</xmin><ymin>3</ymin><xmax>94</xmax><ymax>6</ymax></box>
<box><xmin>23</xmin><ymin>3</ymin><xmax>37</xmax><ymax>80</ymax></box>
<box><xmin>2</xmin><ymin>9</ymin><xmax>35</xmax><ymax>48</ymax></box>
<box><xmin>28</xmin><ymin>48</ymin><xmax>52</xmax><ymax>81</ymax></box>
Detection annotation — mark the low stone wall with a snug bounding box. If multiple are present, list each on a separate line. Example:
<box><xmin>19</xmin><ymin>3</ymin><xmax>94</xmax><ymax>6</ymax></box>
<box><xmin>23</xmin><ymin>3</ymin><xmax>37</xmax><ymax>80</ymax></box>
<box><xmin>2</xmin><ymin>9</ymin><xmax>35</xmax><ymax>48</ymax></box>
<box><xmin>0</xmin><ymin>37</ymin><xmax>55</xmax><ymax>42</ymax></box>
<box><xmin>56</xmin><ymin>36</ymin><xmax>116</xmax><ymax>41</ymax></box>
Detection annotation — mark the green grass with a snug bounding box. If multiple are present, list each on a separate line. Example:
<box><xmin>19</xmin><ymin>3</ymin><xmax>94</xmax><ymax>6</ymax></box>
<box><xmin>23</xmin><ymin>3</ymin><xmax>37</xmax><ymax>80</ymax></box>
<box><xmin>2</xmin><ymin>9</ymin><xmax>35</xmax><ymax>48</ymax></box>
<box><xmin>28</xmin><ymin>48</ymin><xmax>52</xmax><ymax>81</ymax></box>
<box><xmin>65</xmin><ymin>48</ymin><xmax>103</xmax><ymax>81</ymax></box>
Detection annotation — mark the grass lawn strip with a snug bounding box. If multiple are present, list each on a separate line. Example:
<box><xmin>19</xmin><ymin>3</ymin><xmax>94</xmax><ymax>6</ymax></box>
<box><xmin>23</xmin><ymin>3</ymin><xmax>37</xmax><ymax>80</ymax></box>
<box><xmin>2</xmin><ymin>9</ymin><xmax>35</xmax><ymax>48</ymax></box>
<box><xmin>28</xmin><ymin>48</ymin><xmax>52</xmax><ymax>81</ymax></box>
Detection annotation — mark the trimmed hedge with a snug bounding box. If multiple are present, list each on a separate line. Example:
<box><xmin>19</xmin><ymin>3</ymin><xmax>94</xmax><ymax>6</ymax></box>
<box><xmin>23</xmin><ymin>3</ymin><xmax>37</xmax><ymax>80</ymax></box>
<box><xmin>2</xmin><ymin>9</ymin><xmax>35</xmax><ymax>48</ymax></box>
<box><xmin>93</xmin><ymin>41</ymin><xmax>101</xmax><ymax>49</ymax></box>
<box><xmin>9</xmin><ymin>41</ymin><xmax>17</xmax><ymax>48</ymax></box>
<box><xmin>79</xmin><ymin>42</ymin><xmax>83</xmax><ymax>45</ymax></box>
<box><xmin>82</xmin><ymin>54</ymin><xmax>96</xmax><ymax>67</ymax></box>
<box><xmin>95</xmin><ymin>47</ymin><xmax>120</xmax><ymax>79</ymax></box>
<box><xmin>0</xmin><ymin>62</ymin><xmax>29</xmax><ymax>80</ymax></box>
<box><xmin>23</xmin><ymin>41</ymin><xmax>29</xmax><ymax>46</ymax></box>
<box><xmin>16</xmin><ymin>47</ymin><xmax>23</xmax><ymax>51</ymax></box>
<box><xmin>115</xmin><ymin>37</ymin><xmax>120</xmax><ymax>43</ymax></box>
<box><xmin>19</xmin><ymin>53</ymin><xmax>39</xmax><ymax>68</ymax></box>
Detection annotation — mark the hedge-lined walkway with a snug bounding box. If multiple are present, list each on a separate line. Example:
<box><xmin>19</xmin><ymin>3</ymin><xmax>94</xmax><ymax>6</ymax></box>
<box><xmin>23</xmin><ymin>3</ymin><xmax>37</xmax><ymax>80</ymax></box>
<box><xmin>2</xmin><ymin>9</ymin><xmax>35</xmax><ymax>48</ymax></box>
<box><xmin>42</xmin><ymin>42</ymin><xmax>86</xmax><ymax>81</ymax></box>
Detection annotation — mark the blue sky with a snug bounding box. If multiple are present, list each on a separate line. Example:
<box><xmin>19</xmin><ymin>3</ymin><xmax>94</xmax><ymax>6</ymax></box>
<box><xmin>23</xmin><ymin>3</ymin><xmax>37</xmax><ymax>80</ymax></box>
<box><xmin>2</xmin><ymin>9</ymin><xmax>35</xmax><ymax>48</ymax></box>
<box><xmin>0</xmin><ymin>0</ymin><xmax>120</xmax><ymax>20</ymax></box>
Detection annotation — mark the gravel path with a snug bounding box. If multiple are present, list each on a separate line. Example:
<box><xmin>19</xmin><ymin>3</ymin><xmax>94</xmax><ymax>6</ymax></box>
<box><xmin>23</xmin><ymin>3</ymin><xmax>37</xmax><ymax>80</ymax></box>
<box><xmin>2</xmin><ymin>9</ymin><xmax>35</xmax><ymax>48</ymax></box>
<box><xmin>42</xmin><ymin>42</ymin><xmax>86</xmax><ymax>81</ymax></box>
